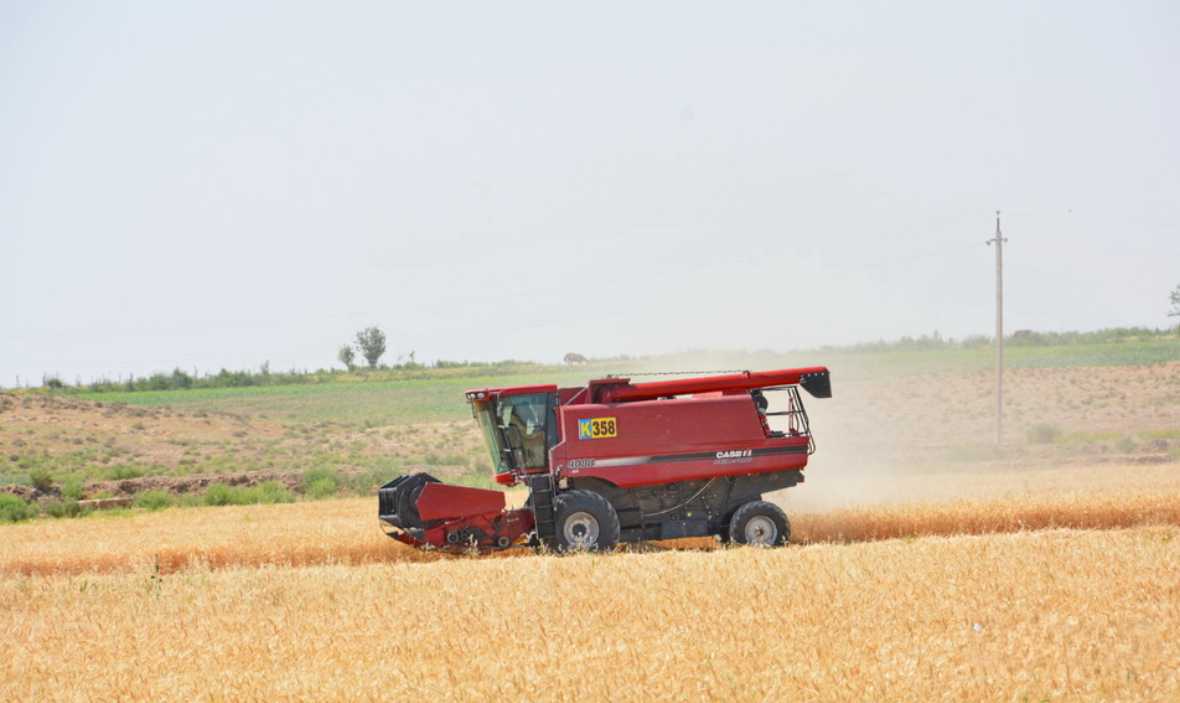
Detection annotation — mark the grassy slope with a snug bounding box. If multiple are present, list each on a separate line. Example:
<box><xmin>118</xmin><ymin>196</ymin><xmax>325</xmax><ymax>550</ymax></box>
<box><xmin>74</xmin><ymin>372</ymin><xmax>581</xmax><ymax>424</ymax></box>
<box><xmin>73</xmin><ymin>339</ymin><xmax>1180</xmax><ymax>424</ymax></box>
<box><xmin>0</xmin><ymin>337</ymin><xmax>1169</xmax><ymax>502</ymax></box>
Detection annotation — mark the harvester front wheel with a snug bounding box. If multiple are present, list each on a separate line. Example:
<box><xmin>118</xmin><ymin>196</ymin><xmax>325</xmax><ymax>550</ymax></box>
<box><xmin>551</xmin><ymin>490</ymin><xmax>620</xmax><ymax>553</ymax></box>
<box><xmin>729</xmin><ymin>501</ymin><xmax>790</xmax><ymax>547</ymax></box>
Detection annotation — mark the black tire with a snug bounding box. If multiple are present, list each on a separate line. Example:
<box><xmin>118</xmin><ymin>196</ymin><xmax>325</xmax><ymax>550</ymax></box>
<box><xmin>728</xmin><ymin>500</ymin><xmax>790</xmax><ymax>547</ymax></box>
<box><xmin>550</xmin><ymin>490</ymin><xmax>620</xmax><ymax>553</ymax></box>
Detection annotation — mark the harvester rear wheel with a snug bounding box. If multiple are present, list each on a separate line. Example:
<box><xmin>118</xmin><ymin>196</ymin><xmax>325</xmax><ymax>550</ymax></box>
<box><xmin>728</xmin><ymin>501</ymin><xmax>790</xmax><ymax>547</ymax></box>
<box><xmin>551</xmin><ymin>490</ymin><xmax>620</xmax><ymax>553</ymax></box>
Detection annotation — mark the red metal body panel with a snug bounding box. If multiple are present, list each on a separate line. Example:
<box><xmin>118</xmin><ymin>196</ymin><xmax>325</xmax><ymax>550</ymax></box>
<box><xmin>597</xmin><ymin>367</ymin><xmax>829</xmax><ymax>403</ymax></box>
<box><xmin>415</xmin><ymin>482</ymin><xmax>507</xmax><ymax>521</ymax></box>
<box><xmin>552</xmin><ymin>394</ymin><xmax>809</xmax><ymax>488</ymax></box>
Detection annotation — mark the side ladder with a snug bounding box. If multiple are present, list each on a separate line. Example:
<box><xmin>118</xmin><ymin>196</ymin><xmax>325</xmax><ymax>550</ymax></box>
<box><xmin>526</xmin><ymin>473</ymin><xmax>557</xmax><ymax>542</ymax></box>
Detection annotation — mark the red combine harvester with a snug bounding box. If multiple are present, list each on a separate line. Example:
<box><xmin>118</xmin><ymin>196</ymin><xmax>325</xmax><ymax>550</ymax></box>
<box><xmin>379</xmin><ymin>367</ymin><xmax>831</xmax><ymax>553</ymax></box>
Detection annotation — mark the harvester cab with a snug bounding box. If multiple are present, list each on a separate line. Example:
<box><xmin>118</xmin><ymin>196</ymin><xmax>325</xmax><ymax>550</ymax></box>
<box><xmin>467</xmin><ymin>385</ymin><xmax>559</xmax><ymax>484</ymax></box>
<box><xmin>379</xmin><ymin>367</ymin><xmax>831</xmax><ymax>554</ymax></box>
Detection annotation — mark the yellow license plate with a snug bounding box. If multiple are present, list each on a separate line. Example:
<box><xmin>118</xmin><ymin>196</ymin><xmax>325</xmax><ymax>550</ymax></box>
<box><xmin>578</xmin><ymin>418</ymin><xmax>617</xmax><ymax>439</ymax></box>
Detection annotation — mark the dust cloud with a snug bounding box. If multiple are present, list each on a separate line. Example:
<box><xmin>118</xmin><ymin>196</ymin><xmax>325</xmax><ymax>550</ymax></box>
<box><xmin>585</xmin><ymin>350</ymin><xmax>1180</xmax><ymax>511</ymax></box>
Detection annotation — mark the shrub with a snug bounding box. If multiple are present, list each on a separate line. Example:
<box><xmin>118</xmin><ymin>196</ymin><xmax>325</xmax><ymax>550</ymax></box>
<box><xmin>176</xmin><ymin>493</ymin><xmax>202</xmax><ymax>508</ymax></box>
<box><xmin>1026</xmin><ymin>423</ymin><xmax>1062</xmax><ymax>444</ymax></box>
<box><xmin>305</xmin><ymin>478</ymin><xmax>338</xmax><ymax>500</ymax></box>
<box><xmin>349</xmin><ymin>460</ymin><xmax>404</xmax><ymax>494</ymax></box>
<box><xmin>201</xmin><ymin>483</ymin><xmax>235</xmax><ymax>506</ymax></box>
<box><xmin>107</xmin><ymin>464</ymin><xmax>145</xmax><ymax>481</ymax></box>
<box><xmin>29</xmin><ymin>468</ymin><xmax>55</xmax><ymax>492</ymax></box>
<box><xmin>252</xmin><ymin>481</ymin><xmax>295</xmax><ymax>504</ymax></box>
<box><xmin>136</xmin><ymin>490</ymin><xmax>174</xmax><ymax>511</ymax></box>
<box><xmin>443</xmin><ymin>453</ymin><xmax>469</xmax><ymax>468</ymax></box>
<box><xmin>0</xmin><ymin>494</ymin><xmax>36</xmax><ymax>522</ymax></box>
<box><xmin>201</xmin><ymin>481</ymin><xmax>295</xmax><ymax>507</ymax></box>
<box><xmin>44</xmin><ymin>500</ymin><xmax>82</xmax><ymax>519</ymax></box>
<box><xmin>423</xmin><ymin>453</ymin><xmax>468</xmax><ymax>467</ymax></box>
<box><xmin>301</xmin><ymin>467</ymin><xmax>339</xmax><ymax>499</ymax></box>
<box><xmin>62</xmin><ymin>477</ymin><xmax>84</xmax><ymax>501</ymax></box>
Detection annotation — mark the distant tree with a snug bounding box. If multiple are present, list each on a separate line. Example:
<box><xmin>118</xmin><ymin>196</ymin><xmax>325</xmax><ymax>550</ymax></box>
<box><xmin>355</xmin><ymin>327</ymin><xmax>387</xmax><ymax>369</ymax></box>
<box><xmin>337</xmin><ymin>344</ymin><xmax>356</xmax><ymax>370</ymax></box>
<box><xmin>1170</xmin><ymin>282</ymin><xmax>1180</xmax><ymax>329</ymax></box>
<box><xmin>169</xmin><ymin>368</ymin><xmax>193</xmax><ymax>390</ymax></box>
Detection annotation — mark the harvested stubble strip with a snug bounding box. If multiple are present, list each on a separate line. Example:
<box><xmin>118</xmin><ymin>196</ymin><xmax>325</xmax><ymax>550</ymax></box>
<box><xmin>0</xmin><ymin>537</ymin><xmax>539</xmax><ymax>578</ymax></box>
<box><xmin>4</xmin><ymin>490</ymin><xmax>1179</xmax><ymax>578</ymax></box>
<box><xmin>0</xmin><ymin>499</ymin><xmax>437</xmax><ymax>578</ymax></box>
<box><xmin>0</xmin><ymin>542</ymin><xmax>448</xmax><ymax>579</ymax></box>
<box><xmin>0</xmin><ymin>498</ymin><xmax>541</xmax><ymax>578</ymax></box>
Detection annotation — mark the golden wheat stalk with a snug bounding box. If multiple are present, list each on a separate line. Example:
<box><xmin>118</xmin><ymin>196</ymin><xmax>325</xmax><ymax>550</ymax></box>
<box><xmin>2</xmin><ymin>527</ymin><xmax>1177</xmax><ymax>702</ymax></box>
<box><xmin>3</xmin><ymin>487</ymin><xmax>1178</xmax><ymax>578</ymax></box>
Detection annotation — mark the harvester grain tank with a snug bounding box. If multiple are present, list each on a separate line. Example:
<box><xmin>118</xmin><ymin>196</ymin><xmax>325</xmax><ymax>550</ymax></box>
<box><xmin>379</xmin><ymin>367</ymin><xmax>831</xmax><ymax>553</ymax></box>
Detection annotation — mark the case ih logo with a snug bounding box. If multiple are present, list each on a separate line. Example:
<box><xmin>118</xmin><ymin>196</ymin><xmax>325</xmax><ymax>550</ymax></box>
<box><xmin>714</xmin><ymin>449</ymin><xmax>753</xmax><ymax>464</ymax></box>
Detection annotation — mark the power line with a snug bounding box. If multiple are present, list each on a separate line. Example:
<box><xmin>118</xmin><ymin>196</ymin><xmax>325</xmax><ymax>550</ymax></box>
<box><xmin>1004</xmin><ymin>211</ymin><xmax>1180</xmax><ymax>229</ymax></box>
<box><xmin>1019</xmin><ymin>242</ymin><xmax>1180</xmax><ymax>258</ymax></box>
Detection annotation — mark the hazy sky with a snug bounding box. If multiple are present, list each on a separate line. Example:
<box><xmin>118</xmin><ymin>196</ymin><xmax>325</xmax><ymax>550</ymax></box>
<box><xmin>2</xmin><ymin>1</ymin><xmax>1178</xmax><ymax>386</ymax></box>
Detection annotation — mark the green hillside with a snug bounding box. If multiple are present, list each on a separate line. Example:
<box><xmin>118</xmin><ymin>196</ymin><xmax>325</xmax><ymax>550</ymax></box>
<box><xmin>72</xmin><ymin>337</ymin><xmax>1180</xmax><ymax>424</ymax></box>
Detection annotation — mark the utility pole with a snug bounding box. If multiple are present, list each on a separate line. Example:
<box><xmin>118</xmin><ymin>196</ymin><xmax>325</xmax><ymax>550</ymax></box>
<box><xmin>986</xmin><ymin>212</ymin><xmax>1007</xmax><ymax>446</ymax></box>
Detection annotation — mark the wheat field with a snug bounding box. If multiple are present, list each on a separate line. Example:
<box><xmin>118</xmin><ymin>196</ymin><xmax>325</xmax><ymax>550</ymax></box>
<box><xmin>3</xmin><ymin>529</ymin><xmax>1178</xmax><ymax>702</ymax></box>
<box><xmin>3</xmin><ymin>464</ymin><xmax>1180</xmax><ymax>702</ymax></box>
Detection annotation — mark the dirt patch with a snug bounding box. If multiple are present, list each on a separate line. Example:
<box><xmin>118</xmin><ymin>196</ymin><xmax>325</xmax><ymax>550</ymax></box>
<box><xmin>87</xmin><ymin>469</ymin><xmax>306</xmax><ymax>498</ymax></box>
<box><xmin>814</xmin><ymin>360</ymin><xmax>1180</xmax><ymax>462</ymax></box>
